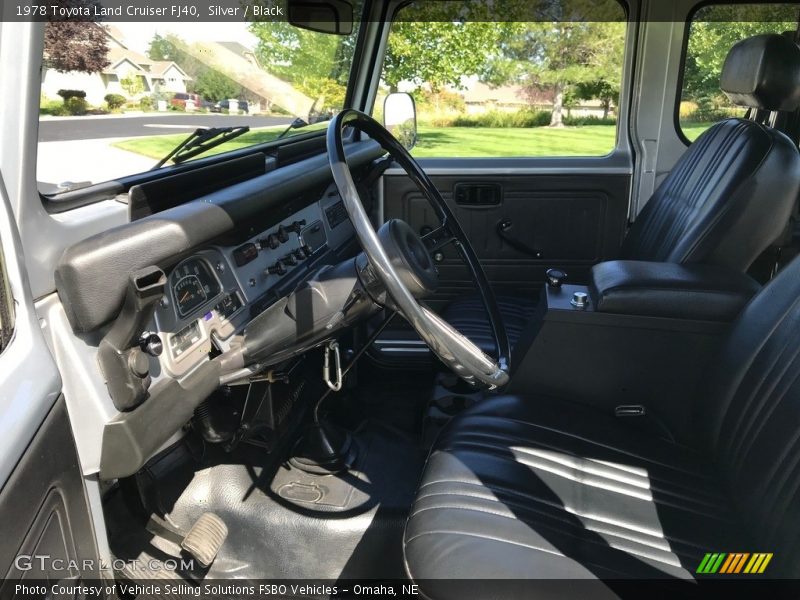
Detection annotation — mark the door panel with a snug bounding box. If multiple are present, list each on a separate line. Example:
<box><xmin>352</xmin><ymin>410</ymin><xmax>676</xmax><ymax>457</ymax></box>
<box><xmin>0</xmin><ymin>173</ymin><xmax>101</xmax><ymax>590</ymax></box>
<box><xmin>0</xmin><ymin>398</ymin><xmax>102</xmax><ymax>590</ymax></box>
<box><xmin>383</xmin><ymin>171</ymin><xmax>630</xmax><ymax>311</ymax></box>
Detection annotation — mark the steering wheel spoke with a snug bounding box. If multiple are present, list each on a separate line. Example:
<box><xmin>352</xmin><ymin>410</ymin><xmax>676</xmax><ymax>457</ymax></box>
<box><xmin>422</xmin><ymin>222</ymin><xmax>457</xmax><ymax>253</ymax></box>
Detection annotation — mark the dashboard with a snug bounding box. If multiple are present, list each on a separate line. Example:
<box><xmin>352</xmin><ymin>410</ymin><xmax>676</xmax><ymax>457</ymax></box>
<box><xmin>152</xmin><ymin>187</ymin><xmax>356</xmax><ymax>378</ymax></box>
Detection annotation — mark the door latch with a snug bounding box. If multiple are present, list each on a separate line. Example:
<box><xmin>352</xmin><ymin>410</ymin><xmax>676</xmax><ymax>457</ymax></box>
<box><xmin>323</xmin><ymin>341</ymin><xmax>343</xmax><ymax>391</ymax></box>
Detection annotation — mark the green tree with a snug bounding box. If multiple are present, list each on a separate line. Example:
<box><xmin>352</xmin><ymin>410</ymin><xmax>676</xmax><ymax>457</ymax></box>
<box><xmin>575</xmin><ymin>80</ymin><xmax>619</xmax><ymax>118</ymax></box>
<box><xmin>192</xmin><ymin>70</ymin><xmax>240</xmax><ymax>103</ymax></box>
<box><xmin>486</xmin><ymin>21</ymin><xmax>625</xmax><ymax>127</ymax></box>
<box><xmin>249</xmin><ymin>22</ymin><xmax>356</xmax><ymax>112</ymax></box>
<box><xmin>149</xmin><ymin>33</ymin><xmax>202</xmax><ymax>78</ymax></box>
<box><xmin>120</xmin><ymin>73</ymin><xmax>144</xmax><ymax>98</ymax></box>
<box><xmin>381</xmin><ymin>21</ymin><xmax>504</xmax><ymax>93</ymax></box>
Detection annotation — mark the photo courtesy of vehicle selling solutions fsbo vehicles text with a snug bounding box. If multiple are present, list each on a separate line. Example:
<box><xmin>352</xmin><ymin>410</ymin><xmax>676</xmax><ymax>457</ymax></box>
<box><xmin>1</xmin><ymin>0</ymin><xmax>800</xmax><ymax>598</ymax></box>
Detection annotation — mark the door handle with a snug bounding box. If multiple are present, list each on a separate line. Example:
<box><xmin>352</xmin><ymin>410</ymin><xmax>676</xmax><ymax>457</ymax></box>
<box><xmin>497</xmin><ymin>219</ymin><xmax>543</xmax><ymax>258</ymax></box>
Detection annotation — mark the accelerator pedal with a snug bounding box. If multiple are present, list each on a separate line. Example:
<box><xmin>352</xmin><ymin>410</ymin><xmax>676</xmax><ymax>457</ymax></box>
<box><xmin>180</xmin><ymin>512</ymin><xmax>228</xmax><ymax>568</ymax></box>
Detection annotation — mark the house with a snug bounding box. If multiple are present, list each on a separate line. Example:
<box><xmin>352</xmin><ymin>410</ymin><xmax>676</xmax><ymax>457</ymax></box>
<box><xmin>41</xmin><ymin>25</ymin><xmax>191</xmax><ymax>106</ymax></box>
<box><xmin>213</xmin><ymin>41</ymin><xmax>269</xmax><ymax>113</ymax></box>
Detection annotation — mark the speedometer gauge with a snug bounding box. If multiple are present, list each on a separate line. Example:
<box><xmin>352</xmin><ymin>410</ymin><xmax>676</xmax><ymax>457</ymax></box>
<box><xmin>170</xmin><ymin>258</ymin><xmax>222</xmax><ymax>318</ymax></box>
<box><xmin>174</xmin><ymin>275</ymin><xmax>207</xmax><ymax>316</ymax></box>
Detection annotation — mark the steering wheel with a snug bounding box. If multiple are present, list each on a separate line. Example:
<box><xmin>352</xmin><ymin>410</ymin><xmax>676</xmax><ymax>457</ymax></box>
<box><xmin>327</xmin><ymin>109</ymin><xmax>510</xmax><ymax>389</ymax></box>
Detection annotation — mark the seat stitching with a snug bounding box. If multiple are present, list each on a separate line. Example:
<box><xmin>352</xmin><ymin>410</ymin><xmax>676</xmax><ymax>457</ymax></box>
<box><xmin>411</xmin><ymin>492</ymin><xmax>724</xmax><ymax>554</ymax></box>
<box><xmin>445</xmin><ymin>414</ymin><xmax>704</xmax><ymax>476</ymax></box>
<box><xmin>443</xmin><ymin>440</ymin><xmax>725</xmax><ymax>511</ymax></box>
<box><xmin>404</xmin><ymin>529</ymin><xmax>566</xmax><ymax>558</ymax></box>
<box><xmin>418</xmin><ymin>476</ymin><xmax>736</xmax><ymax>524</ymax></box>
<box><xmin>405</xmin><ymin>524</ymin><xmax>685</xmax><ymax>571</ymax></box>
<box><xmin>447</xmin><ymin>434</ymin><xmax>719</xmax><ymax>498</ymax></box>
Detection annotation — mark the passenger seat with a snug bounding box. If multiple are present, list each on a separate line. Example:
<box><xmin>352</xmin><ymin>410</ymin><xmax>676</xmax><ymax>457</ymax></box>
<box><xmin>444</xmin><ymin>34</ymin><xmax>800</xmax><ymax>353</ymax></box>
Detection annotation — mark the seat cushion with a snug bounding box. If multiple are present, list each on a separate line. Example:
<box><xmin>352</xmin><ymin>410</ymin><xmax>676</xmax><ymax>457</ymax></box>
<box><xmin>442</xmin><ymin>293</ymin><xmax>538</xmax><ymax>353</ymax></box>
<box><xmin>404</xmin><ymin>396</ymin><xmax>747</xmax><ymax>595</ymax></box>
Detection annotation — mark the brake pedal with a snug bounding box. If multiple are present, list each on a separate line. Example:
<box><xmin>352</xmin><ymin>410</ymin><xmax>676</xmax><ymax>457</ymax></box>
<box><xmin>181</xmin><ymin>512</ymin><xmax>228</xmax><ymax>568</ymax></box>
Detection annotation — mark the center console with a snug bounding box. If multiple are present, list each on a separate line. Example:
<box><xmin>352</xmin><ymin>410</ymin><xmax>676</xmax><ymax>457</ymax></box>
<box><xmin>507</xmin><ymin>260</ymin><xmax>760</xmax><ymax>442</ymax></box>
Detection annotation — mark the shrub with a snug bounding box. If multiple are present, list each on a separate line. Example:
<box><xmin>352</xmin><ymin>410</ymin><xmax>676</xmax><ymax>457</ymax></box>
<box><xmin>416</xmin><ymin>89</ymin><xmax>466</xmax><ymax>113</ymax></box>
<box><xmin>450</xmin><ymin>109</ymin><xmax>552</xmax><ymax>128</ymax></box>
<box><xmin>679</xmin><ymin>101</ymin><xmax>699</xmax><ymax>120</ymax></box>
<box><xmin>562</xmin><ymin>115</ymin><xmax>617</xmax><ymax>126</ymax></box>
<box><xmin>57</xmin><ymin>89</ymin><xmax>86</xmax><ymax>101</ymax></box>
<box><xmin>40</xmin><ymin>98</ymin><xmax>67</xmax><ymax>116</ymax></box>
<box><xmin>64</xmin><ymin>96</ymin><xmax>88</xmax><ymax>116</ymax></box>
<box><xmin>138</xmin><ymin>96</ymin><xmax>153</xmax><ymax>111</ymax></box>
<box><xmin>104</xmin><ymin>94</ymin><xmax>126</xmax><ymax>110</ymax></box>
<box><xmin>682</xmin><ymin>96</ymin><xmax>738</xmax><ymax>122</ymax></box>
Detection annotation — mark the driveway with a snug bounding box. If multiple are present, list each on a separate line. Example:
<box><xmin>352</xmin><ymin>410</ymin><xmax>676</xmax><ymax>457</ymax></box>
<box><xmin>39</xmin><ymin>112</ymin><xmax>293</xmax><ymax>141</ymax></box>
<box><xmin>37</xmin><ymin>137</ymin><xmax>157</xmax><ymax>194</ymax></box>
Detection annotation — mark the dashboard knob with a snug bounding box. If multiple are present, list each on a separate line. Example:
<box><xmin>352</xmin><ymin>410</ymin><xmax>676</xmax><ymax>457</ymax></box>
<box><xmin>265</xmin><ymin>234</ymin><xmax>281</xmax><ymax>250</ymax></box>
<box><xmin>277</xmin><ymin>225</ymin><xmax>290</xmax><ymax>243</ymax></box>
<box><xmin>288</xmin><ymin>219</ymin><xmax>306</xmax><ymax>234</ymax></box>
<box><xmin>293</xmin><ymin>248</ymin><xmax>308</xmax><ymax>260</ymax></box>
<box><xmin>283</xmin><ymin>253</ymin><xmax>298</xmax><ymax>266</ymax></box>
<box><xmin>139</xmin><ymin>332</ymin><xmax>163</xmax><ymax>357</ymax></box>
<box><xmin>267</xmin><ymin>262</ymin><xmax>287</xmax><ymax>276</ymax></box>
<box><xmin>545</xmin><ymin>268</ymin><xmax>567</xmax><ymax>288</ymax></box>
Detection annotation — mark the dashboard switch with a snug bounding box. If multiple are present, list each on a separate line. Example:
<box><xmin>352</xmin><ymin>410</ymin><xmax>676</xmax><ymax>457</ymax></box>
<box><xmin>264</xmin><ymin>234</ymin><xmax>281</xmax><ymax>249</ymax></box>
<box><xmin>139</xmin><ymin>332</ymin><xmax>163</xmax><ymax>357</ymax></box>
<box><xmin>267</xmin><ymin>262</ymin><xmax>287</xmax><ymax>276</ymax></box>
<box><xmin>277</xmin><ymin>225</ymin><xmax>290</xmax><ymax>243</ymax></box>
<box><xmin>287</xmin><ymin>219</ymin><xmax>307</xmax><ymax>234</ymax></box>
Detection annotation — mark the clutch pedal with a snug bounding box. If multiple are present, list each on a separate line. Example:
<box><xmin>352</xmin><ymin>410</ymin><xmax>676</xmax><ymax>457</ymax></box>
<box><xmin>147</xmin><ymin>512</ymin><xmax>228</xmax><ymax>569</ymax></box>
<box><xmin>180</xmin><ymin>512</ymin><xmax>228</xmax><ymax>568</ymax></box>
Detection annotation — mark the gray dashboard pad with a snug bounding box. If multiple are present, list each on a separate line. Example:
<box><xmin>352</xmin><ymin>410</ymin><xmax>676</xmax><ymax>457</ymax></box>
<box><xmin>55</xmin><ymin>140</ymin><xmax>384</xmax><ymax>333</ymax></box>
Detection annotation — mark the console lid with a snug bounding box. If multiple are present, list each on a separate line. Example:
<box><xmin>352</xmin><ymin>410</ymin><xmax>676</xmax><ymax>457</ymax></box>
<box><xmin>589</xmin><ymin>260</ymin><xmax>760</xmax><ymax>321</ymax></box>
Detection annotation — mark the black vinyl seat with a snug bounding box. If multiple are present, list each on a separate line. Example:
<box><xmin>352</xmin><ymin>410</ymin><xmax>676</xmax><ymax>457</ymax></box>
<box><xmin>404</xmin><ymin>253</ymin><xmax>800</xmax><ymax>595</ymax></box>
<box><xmin>444</xmin><ymin>34</ymin><xmax>800</xmax><ymax>353</ymax></box>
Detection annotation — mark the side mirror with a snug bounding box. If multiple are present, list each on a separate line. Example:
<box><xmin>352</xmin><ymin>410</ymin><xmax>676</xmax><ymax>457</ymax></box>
<box><xmin>288</xmin><ymin>0</ymin><xmax>354</xmax><ymax>35</ymax></box>
<box><xmin>383</xmin><ymin>92</ymin><xmax>417</xmax><ymax>151</ymax></box>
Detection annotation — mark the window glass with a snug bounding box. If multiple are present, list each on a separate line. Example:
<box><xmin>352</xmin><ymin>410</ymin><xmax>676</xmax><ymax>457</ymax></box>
<box><xmin>377</xmin><ymin>1</ymin><xmax>627</xmax><ymax>158</ymax></box>
<box><xmin>38</xmin><ymin>17</ymin><xmax>360</xmax><ymax>194</ymax></box>
<box><xmin>678</xmin><ymin>3</ymin><xmax>799</xmax><ymax>142</ymax></box>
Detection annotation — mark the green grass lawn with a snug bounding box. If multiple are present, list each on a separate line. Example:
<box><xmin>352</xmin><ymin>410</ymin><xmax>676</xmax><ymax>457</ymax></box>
<box><xmin>414</xmin><ymin>125</ymin><xmax>616</xmax><ymax>157</ymax></box>
<box><xmin>115</xmin><ymin>122</ymin><xmax>716</xmax><ymax>162</ymax></box>
<box><xmin>681</xmin><ymin>122</ymin><xmax>713</xmax><ymax>142</ymax></box>
<box><xmin>114</xmin><ymin>126</ymin><xmax>288</xmax><ymax>160</ymax></box>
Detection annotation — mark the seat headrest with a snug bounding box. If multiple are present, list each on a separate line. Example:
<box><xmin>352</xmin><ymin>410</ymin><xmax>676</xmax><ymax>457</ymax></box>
<box><xmin>720</xmin><ymin>33</ymin><xmax>800</xmax><ymax>112</ymax></box>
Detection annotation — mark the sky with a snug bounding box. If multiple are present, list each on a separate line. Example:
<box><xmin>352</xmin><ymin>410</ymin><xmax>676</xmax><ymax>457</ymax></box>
<box><xmin>113</xmin><ymin>22</ymin><xmax>259</xmax><ymax>54</ymax></box>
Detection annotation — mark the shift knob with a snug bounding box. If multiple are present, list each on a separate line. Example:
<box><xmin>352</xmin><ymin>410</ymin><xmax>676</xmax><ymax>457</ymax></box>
<box><xmin>545</xmin><ymin>268</ymin><xmax>567</xmax><ymax>288</ymax></box>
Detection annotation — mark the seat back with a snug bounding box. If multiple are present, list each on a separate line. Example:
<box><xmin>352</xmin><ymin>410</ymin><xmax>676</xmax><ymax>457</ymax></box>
<box><xmin>700</xmin><ymin>254</ymin><xmax>800</xmax><ymax>572</ymax></box>
<box><xmin>621</xmin><ymin>34</ymin><xmax>800</xmax><ymax>271</ymax></box>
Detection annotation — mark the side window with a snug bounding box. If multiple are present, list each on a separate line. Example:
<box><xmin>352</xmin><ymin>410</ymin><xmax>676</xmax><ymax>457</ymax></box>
<box><xmin>678</xmin><ymin>3</ymin><xmax>799</xmax><ymax>142</ymax></box>
<box><xmin>377</xmin><ymin>2</ymin><xmax>627</xmax><ymax>158</ymax></box>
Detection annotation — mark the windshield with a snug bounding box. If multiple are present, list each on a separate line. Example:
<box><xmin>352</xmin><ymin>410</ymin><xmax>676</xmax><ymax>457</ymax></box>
<box><xmin>37</xmin><ymin>18</ymin><xmax>360</xmax><ymax>194</ymax></box>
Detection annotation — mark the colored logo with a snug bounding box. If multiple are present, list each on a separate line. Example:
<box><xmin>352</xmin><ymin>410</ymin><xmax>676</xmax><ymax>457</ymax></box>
<box><xmin>696</xmin><ymin>553</ymin><xmax>773</xmax><ymax>574</ymax></box>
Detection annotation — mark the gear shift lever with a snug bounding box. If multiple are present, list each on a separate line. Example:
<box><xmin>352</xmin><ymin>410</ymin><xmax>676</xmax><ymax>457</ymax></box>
<box><xmin>288</xmin><ymin>314</ymin><xmax>397</xmax><ymax>474</ymax></box>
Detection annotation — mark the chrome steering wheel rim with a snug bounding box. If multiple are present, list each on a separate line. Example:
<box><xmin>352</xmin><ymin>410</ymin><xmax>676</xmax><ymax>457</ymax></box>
<box><xmin>326</xmin><ymin>109</ymin><xmax>510</xmax><ymax>389</ymax></box>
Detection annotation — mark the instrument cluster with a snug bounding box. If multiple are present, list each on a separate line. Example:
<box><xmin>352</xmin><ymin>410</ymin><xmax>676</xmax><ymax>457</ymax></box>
<box><xmin>150</xmin><ymin>189</ymin><xmax>354</xmax><ymax>379</ymax></box>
